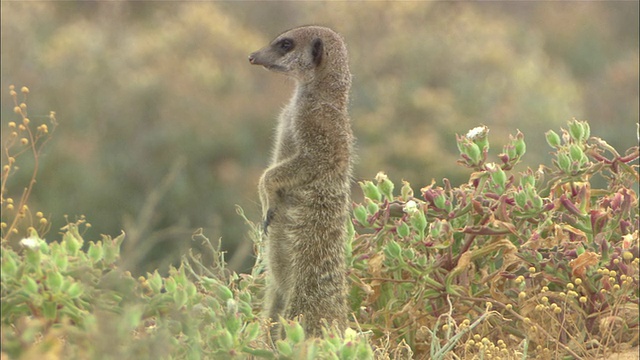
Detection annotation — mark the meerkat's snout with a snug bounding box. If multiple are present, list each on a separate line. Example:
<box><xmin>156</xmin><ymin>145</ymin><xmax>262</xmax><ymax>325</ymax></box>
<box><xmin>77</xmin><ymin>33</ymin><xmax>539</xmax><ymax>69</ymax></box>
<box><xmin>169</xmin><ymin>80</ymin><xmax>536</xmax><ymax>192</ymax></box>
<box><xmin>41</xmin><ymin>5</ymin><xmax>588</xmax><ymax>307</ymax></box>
<box><xmin>247</xmin><ymin>49</ymin><xmax>280</xmax><ymax>71</ymax></box>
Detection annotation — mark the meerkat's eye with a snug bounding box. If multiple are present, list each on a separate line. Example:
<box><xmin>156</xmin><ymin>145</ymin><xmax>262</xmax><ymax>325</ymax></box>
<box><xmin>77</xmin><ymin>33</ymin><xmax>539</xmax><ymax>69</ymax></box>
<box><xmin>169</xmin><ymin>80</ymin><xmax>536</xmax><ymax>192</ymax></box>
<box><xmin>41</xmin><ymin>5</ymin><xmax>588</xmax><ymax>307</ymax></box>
<box><xmin>277</xmin><ymin>38</ymin><xmax>294</xmax><ymax>53</ymax></box>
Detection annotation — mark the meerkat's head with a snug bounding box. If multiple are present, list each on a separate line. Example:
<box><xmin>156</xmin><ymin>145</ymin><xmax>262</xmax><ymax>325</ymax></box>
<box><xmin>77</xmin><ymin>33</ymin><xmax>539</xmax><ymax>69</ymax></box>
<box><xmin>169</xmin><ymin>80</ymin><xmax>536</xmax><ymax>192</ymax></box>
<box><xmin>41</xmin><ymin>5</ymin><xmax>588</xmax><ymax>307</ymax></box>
<box><xmin>248</xmin><ymin>26</ymin><xmax>350</xmax><ymax>87</ymax></box>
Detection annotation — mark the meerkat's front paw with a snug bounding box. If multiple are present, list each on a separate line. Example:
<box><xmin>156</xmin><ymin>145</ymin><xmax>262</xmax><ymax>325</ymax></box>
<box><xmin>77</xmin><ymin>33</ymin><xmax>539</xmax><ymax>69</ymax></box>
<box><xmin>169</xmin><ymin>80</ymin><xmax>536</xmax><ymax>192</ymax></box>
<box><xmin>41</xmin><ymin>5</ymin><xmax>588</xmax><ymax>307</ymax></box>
<box><xmin>263</xmin><ymin>208</ymin><xmax>276</xmax><ymax>235</ymax></box>
<box><xmin>259</xmin><ymin>171</ymin><xmax>282</xmax><ymax>207</ymax></box>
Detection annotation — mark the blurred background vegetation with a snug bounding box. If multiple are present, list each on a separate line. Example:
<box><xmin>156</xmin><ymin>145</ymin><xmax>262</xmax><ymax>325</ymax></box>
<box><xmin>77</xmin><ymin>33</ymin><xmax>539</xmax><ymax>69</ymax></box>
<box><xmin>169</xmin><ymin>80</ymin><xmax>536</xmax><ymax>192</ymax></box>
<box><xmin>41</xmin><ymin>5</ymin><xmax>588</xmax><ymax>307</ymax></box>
<box><xmin>1</xmin><ymin>1</ymin><xmax>638</xmax><ymax>274</ymax></box>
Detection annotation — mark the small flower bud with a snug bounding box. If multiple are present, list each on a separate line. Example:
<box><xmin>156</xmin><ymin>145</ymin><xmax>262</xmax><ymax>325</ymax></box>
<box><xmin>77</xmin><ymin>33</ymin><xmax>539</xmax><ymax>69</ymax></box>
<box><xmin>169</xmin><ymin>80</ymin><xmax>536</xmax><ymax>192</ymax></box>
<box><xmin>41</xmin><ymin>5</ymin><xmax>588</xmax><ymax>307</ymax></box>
<box><xmin>353</xmin><ymin>205</ymin><xmax>368</xmax><ymax>226</ymax></box>
<box><xmin>569</xmin><ymin>144</ymin><xmax>585</xmax><ymax>163</ymax></box>
<box><xmin>568</xmin><ymin>119</ymin><xmax>584</xmax><ymax>142</ymax></box>
<box><xmin>385</xmin><ymin>240</ymin><xmax>402</xmax><ymax>259</ymax></box>
<box><xmin>465</xmin><ymin>142</ymin><xmax>481</xmax><ymax>164</ymax></box>
<box><xmin>366</xmin><ymin>198</ymin><xmax>379</xmax><ymax>215</ymax></box>
<box><xmin>545</xmin><ymin>130</ymin><xmax>562</xmax><ymax>148</ymax></box>
<box><xmin>400</xmin><ymin>180</ymin><xmax>413</xmax><ymax>201</ymax></box>
<box><xmin>376</xmin><ymin>171</ymin><xmax>394</xmax><ymax>200</ymax></box>
<box><xmin>21</xmin><ymin>86</ymin><xmax>29</xmax><ymax>94</ymax></box>
<box><xmin>514</xmin><ymin>191</ymin><xmax>527</xmax><ymax>209</ymax></box>
<box><xmin>410</xmin><ymin>209</ymin><xmax>427</xmax><ymax>235</ymax></box>
<box><xmin>402</xmin><ymin>248</ymin><xmax>416</xmax><ymax>260</ymax></box>
<box><xmin>489</xmin><ymin>165</ymin><xmax>507</xmax><ymax>194</ymax></box>
<box><xmin>396</xmin><ymin>221</ymin><xmax>410</xmax><ymax>238</ymax></box>
<box><xmin>566</xmin><ymin>283</ymin><xmax>574</xmax><ymax>290</ymax></box>
<box><xmin>557</xmin><ymin>152</ymin><xmax>571</xmax><ymax>172</ymax></box>
<box><xmin>513</xmin><ymin>131</ymin><xmax>526</xmax><ymax>156</ymax></box>
<box><xmin>581</xmin><ymin>121</ymin><xmax>590</xmax><ymax>140</ymax></box>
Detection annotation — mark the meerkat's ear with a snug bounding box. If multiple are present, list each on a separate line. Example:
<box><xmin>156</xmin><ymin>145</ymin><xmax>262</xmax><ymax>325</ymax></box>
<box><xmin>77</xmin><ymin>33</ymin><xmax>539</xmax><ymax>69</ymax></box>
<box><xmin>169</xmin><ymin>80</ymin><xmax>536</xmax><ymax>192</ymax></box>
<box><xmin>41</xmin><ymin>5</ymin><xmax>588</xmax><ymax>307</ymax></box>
<box><xmin>311</xmin><ymin>38</ymin><xmax>323</xmax><ymax>66</ymax></box>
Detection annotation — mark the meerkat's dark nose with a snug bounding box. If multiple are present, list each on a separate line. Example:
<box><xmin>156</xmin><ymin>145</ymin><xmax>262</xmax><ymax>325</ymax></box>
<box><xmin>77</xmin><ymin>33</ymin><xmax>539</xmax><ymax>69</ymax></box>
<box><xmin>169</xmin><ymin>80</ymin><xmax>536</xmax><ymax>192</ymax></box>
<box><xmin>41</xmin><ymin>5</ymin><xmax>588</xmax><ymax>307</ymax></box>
<box><xmin>248</xmin><ymin>53</ymin><xmax>256</xmax><ymax>64</ymax></box>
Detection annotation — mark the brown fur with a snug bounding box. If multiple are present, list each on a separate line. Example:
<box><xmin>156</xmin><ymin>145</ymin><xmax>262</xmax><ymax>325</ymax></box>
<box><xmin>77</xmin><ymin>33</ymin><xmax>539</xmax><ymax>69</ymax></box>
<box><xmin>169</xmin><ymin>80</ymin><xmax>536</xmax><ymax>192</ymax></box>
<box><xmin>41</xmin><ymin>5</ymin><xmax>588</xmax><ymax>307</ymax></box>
<box><xmin>248</xmin><ymin>26</ymin><xmax>353</xmax><ymax>339</ymax></box>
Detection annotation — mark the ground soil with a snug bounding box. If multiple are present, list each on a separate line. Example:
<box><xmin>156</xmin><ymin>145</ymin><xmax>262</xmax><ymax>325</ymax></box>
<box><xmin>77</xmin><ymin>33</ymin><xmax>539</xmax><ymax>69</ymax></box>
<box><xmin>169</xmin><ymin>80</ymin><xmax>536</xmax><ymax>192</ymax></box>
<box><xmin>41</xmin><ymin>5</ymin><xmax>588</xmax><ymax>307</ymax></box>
<box><xmin>601</xmin><ymin>346</ymin><xmax>638</xmax><ymax>360</ymax></box>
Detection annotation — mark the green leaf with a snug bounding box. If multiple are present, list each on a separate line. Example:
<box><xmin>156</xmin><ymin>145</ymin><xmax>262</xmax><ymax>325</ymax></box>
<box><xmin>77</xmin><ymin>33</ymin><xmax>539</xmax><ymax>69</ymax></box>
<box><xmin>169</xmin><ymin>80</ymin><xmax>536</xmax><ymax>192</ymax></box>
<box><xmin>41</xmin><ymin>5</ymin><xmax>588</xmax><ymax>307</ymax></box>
<box><xmin>63</xmin><ymin>226</ymin><xmax>82</xmax><ymax>256</ymax></box>
<box><xmin>173</xmin><ymin>288</ymin><xmax>187</xmax><ymax>308</ymax></box>
<box><xmin>243</xmin><ymin>321</ymin><xmax>261</xmax><ymax>343</ymax></box>
<box><xmin>216</xmin><ymin>284</ymin><xmax>234</xmax><ymax>301</ymax></box>
<box><xmin>87</xmin><ymin>242</ymin><xmax>103</xmax><ymax>264</ymax></box>
<box><xmin>42</xmin><ymin>300</ymin><xmax>58</xmax><ymax>320</ymax></box>
<box><xmin>242</xmin><ymin>347</ymin><xmax>276</xmax><ymax>359</ymax></box>
<box><xmin>217</xmin><ymin>329</ymin><xmax>234</xmax><ymax>350</ymax></box>
<box><xmin>360</xmin><ymin>181</ymin><xmax>381</xmax><ymax>202</ymax></box>
<box><xmin>283</xmin><ymin>321</ymin><xmax>305</xmax><ymax>344</ymax></box>
<box><xmin>276</xmin><ymin>340</ymin><xmax>292</xmax><ymax>357</ymax></box>
<box><xmin>396</xmin><ymin>221</ymin><xmax>410</xmax><ymax>238</ymax></box>
<box><xmin>45</xmin><ymin>271</ymin><xmax>64</xmax><ymax>293</ymax></box>
<box><xmin>385</xmin><ymin>240</ymin><xmax>402</xmax><ymax>259</ymax></box>
<box><xmin>165</xmin><ymin>277</ymin><xmax>177</xmax><ymax>293</ymax></box>
<box><xmin>340</xmin><ymin>342</ymin><xmax>356</xmax><ymax>360</ymax></box>
<box><xmin>353</xmin><ymin>205</ymin><xmax>368</xmax><ymax>226</ymax></box>
<box><xmin>1</xmin><ymin>250</ymin><xmax>18</xmax><ymax>279</ymax></box>
<box><xmin>148</xmin><ymin>270</ymin><xmax>163</xmax><ymax>294</ymax></box>
<box><xmin>24</xmin><ymin>276</ymin><xmax>39</xmax><ymax>294</ymax></box>
<box><xmin>67</xmin><ymin>282</ymin><xmax>83</xmax><ymax>299</ymax></box>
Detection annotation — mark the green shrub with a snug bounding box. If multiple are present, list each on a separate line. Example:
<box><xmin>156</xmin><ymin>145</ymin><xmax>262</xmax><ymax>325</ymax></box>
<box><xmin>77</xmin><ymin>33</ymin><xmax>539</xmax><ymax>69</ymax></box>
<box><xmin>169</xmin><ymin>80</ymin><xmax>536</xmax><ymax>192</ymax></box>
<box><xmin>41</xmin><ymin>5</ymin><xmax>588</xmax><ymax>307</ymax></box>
<box><xmin>349</xmin><ymin>119</ymin><xmax>638</xmax><ymax>359</ymax></box>
<box><xmin>1</xmin><ymin>88</ymin><xmax>638</xmax><ymax>359</ymax></box>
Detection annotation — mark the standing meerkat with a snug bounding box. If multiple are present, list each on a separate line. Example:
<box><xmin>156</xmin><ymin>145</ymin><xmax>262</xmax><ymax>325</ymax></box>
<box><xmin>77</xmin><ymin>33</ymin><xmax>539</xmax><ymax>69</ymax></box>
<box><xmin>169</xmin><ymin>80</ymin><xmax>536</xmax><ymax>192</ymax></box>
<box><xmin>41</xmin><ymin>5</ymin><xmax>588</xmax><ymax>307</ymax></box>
<box><xmin>248</xmin><ymin>25</ymin><xmax>353</xmax><ymax>339</ymax></box>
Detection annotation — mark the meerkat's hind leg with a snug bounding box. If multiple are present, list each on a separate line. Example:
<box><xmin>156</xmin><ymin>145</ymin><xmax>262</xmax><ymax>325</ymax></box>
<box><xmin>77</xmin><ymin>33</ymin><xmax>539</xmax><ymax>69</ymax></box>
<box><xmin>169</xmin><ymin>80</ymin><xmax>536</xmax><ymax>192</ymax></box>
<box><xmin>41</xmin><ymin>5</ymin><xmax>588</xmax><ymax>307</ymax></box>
<box><xmin>265</xmin><ymin>282</ymin><xmax>288</xmax><ymax>341</ymax></box>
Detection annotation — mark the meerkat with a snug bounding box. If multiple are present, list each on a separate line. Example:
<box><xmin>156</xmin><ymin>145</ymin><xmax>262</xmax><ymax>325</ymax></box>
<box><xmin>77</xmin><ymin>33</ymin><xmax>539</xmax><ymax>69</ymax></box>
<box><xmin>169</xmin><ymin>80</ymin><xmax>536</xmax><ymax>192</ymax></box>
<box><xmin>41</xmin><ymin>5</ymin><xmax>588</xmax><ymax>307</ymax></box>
<box><xmin>248</xmin><ymin>25</ymin><xmax>353</xmax><ymax>339</ymax></box>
